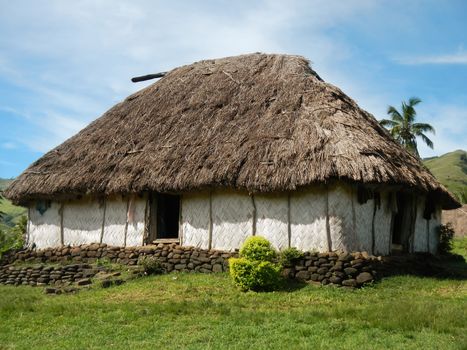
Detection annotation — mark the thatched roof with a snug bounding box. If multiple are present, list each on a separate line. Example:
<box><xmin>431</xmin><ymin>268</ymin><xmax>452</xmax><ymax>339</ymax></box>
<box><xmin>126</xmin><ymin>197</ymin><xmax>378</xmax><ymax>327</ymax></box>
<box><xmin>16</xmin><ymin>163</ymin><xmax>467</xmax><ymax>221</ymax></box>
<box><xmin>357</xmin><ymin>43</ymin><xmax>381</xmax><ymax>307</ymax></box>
<box><xmin>5</xmin><ymin>53</ymin><xmax>460</xmax><ymax>209</ymax></box>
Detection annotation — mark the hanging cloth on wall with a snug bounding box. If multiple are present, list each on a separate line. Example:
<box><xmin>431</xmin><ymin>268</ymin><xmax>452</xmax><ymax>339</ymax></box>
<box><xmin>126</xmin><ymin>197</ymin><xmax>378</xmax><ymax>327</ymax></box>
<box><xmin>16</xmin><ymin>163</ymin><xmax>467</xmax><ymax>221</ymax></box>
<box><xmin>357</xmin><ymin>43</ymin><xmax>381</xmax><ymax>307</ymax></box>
<box><xmin>357</xmin><ymin>185</ymin><xmax>373</xmax><ymax>204</ymax></box>
<box><xmin>374</xmin><ymin>192</ymin><xmax>381</xmax><ymax>210</ymax></box>
<box><xmin>423</xmin><ymin>192</ymin><xmax>437</xmax><ymax>220</ymax></box>
<box><xmin>127</xmin><ymin>195</ymin><xmax>136</xmax><ymax>223</ymax></box>
<box><xmin>35</xmin><ymin>200</ymin><xmax>50</xmax><ymax>215</ymax></box>
<box><xmin>387</xmin><ymin>192</ymin><xmax>398</xmax><ymax>214</ymax></box>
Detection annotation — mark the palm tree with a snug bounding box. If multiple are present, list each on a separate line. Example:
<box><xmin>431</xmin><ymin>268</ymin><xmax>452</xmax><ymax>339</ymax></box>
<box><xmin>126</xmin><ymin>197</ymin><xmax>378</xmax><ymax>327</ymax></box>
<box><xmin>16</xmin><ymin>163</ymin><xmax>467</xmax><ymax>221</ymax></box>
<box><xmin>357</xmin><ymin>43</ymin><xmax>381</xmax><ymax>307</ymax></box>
<box><xmin>380</xmin><ymin>97</ymin><xmax>435</xmax><ymax>157</ymax></box>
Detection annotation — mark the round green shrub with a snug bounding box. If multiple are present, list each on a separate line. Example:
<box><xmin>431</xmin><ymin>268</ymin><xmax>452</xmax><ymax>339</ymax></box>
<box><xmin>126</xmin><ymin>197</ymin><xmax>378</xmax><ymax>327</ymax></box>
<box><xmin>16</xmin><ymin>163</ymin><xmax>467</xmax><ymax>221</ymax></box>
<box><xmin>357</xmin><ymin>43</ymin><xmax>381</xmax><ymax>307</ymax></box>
<box><xmin>239</xmin><ymin>236</ymin><xmax>277</xmax><ymax>262</ymax></box>
<box><xmin>279</xmin><ymin>247</ymin><xmax>304</xmax><ymax>267</ymax></box>
<box><xmin>138</xmin><ymin>256</ymin><xmax>165</xmax><ymax>275</ymax></box>
<box><xmin>229</xmin><ymin>257</ymin><xmax>281</xmax><ymax>291</ymax></box>
<box><xmin>438</xmin><ymin>223</ymin><xmax>455</xmax><ymax>255</ymax></box>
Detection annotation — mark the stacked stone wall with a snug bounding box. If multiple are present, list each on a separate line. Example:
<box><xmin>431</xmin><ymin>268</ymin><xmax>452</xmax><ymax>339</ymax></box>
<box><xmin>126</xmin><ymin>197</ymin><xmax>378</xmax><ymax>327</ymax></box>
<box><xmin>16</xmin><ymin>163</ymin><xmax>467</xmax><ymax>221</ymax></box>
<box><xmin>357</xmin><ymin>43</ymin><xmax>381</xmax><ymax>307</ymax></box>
<box><xmin>0</xmin><ymin>244</ymin><xmax>378</xmax><ymax>288</ymax></box>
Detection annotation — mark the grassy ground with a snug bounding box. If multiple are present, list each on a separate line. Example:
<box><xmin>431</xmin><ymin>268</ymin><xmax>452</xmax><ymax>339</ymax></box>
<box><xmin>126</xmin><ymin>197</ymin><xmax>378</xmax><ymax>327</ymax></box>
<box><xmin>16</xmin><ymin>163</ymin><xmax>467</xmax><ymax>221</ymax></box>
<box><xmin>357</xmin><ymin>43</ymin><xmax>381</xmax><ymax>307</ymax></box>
<box><xmin>0</xmin><ymin>275</ymin><xmax>465</xmax><ymax>350</ymax></box>
<box><xmin>0</xmin><ymin>243</ymin><xmax>466</xmax><ymax>350</ymax></box>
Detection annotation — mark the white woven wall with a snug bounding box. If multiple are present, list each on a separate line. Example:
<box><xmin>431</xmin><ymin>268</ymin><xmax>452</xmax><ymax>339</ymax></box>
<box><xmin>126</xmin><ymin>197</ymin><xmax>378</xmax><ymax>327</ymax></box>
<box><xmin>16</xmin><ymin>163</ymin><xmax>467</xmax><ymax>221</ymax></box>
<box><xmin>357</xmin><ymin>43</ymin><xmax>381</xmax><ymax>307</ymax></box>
<box><xmin>102</xmin><ymin>196</ymin><xmax>127</xmax><ymax>246</ymax></box>
<box><xmin>181</xmin><ymin>193</ymin><xmax>210</xmax><ymax>249</ymax></box>
<box><xmin>413</xmin><ymin>196</ymin><xmax>428</xmax><ymax>252</ymax></box>
<box><xmin>125</xmin><ymin>197</ymin><xmax>146</xmax><ymax>247</ymax></box>
<box><xmin>373</xmin><ymin>192</ymin><xmax>392</xmax><ymax>255</ymax></box>
<box><xmin>290</xmin><ymin>189</ymin><xmax>328</xmax><ymax>252</ymax></box>
<box><xmin>211</xmin><ymin>191</ymin><xmax>253</xmax><ymax>250</ymax></box>
<box><xmin>429</xmin><ymin>207</ymin><xmax>441</xmax><ymax>254</ymax></box>
<box><xmin>28</xmin><ymin>202</ymin><xmax>62</xmax><ymax>248</ymax></box>
<box><xmin>63</xmin><ymin>200</ymin><xmax>104</xmax><ymax>245</ymax></box>
<box><xmin>328</xmin><ymin>184</ymin><xmax>355</xmax><ymax>252</ymax></box>
<box><xmin>353</xmin><ymin>195</ymin><xmax>373</xmax><ymax>253</ymax></box>
<box><xmin>255</xmin><ymin>194</ymin><xmax>289</xmax><ymax>249</ymax></box>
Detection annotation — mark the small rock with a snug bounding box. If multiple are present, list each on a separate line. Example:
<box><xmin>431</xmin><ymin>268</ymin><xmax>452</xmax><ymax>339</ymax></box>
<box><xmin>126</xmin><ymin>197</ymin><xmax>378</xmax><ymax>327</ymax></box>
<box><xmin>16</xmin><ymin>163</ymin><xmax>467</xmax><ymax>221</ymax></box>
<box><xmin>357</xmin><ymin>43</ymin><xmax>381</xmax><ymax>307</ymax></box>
<box><xmin>101</xmin><ymin>280</ymin><xmax>113</xmax><ymax>288</ymax></box>
<box><xmin>317</xmin><ymin>267</ymin><xmax>328</xmax><ymax>274</ymax></box>
<box><xmin>344</xmin><ymin>267</ymin><xmax>358</xmax><ymax>276</ymax></box>
<box><xmin>295</xmin><ymin>271</ymin><xmax>311</xmax><ymax>281</ymax></box>
<box><xmin>334</xmin><ymin>271</ymin><xmax>345</xmax><ymax>279</ymax></box>
<box><xmin>77</xmin><ymin>278</ymin><xmax>92</xmax><ymax>286</ymax></box>
<box><xmin>44</xmin><ymin>287</ymin><xmax>57</xmax><ymax>294</ymax></box>
<box><xmin>338</xmin><ymin>253</ymin><xmax>353</xmax><ymax>262</ymax></box>
<box><xmin>356</xmin><ymin>272</ymin><xmax>373</xmax><ymax>285</ymax></box>
<box><xmin>361</xmin><ymin>251</ymin><xmax>370</xmax><ymax>259</ymax></box>
<box><xmin>310</xmin><ymin>273</ymin><xmax>320</xmax><ymax>281</ymax></box>
<box><xmin>342</xmin><ymin>279</ymin><xmax>357</xmax><ymax>287</ymax></box>
<box><xmin>329</xmin><ymin>276</ymin><xmax>342</xmax><ymax>284</ymax></box>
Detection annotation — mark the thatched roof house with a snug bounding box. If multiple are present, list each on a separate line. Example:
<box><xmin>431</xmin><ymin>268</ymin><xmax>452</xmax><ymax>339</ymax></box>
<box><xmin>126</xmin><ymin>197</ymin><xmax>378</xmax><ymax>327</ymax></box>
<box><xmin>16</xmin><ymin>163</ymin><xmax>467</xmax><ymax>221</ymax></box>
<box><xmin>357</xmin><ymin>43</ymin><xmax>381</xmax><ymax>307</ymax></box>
<box><xmin>5</xmin><ymin>53</ymin><xmax>460</xmax><ymax>254</ymax></box>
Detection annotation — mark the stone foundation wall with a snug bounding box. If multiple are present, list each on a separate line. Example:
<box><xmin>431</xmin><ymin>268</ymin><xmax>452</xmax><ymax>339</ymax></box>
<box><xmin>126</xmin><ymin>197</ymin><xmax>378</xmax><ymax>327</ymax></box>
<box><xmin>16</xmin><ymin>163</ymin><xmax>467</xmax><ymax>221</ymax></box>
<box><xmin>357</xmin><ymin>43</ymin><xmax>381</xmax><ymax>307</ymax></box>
<box><xmin>0</xmin><ymin>244</ymin><xmax>378</xmax><ymax>288</ymax></box>
<box><xmin>0</xmin><ymin>263</ymin><xmax>101</xmax><ymax>287</ymax></box>
<box><xmin>282</xmin><ymin>251</ymin><xmax>376</xmax><ymax>287</ymax></box>
<box><xmin>0</xmin><ymin>243</ymin><xmax>236</xmax><ymax>273</ymax></box>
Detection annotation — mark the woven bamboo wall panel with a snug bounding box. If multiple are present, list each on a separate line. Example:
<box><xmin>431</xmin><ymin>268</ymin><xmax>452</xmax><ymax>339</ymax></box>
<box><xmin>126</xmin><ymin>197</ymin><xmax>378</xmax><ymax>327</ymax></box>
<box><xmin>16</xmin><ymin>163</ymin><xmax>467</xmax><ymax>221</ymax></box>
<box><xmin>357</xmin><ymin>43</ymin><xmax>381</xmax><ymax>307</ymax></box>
<box><xmin>182</xmin><ymin>194</ymin><xmax>210</xmax><ymax>249</ymax></box>
<box><xmin>255</xmin><ymin>194</ymin><xmax>289</xmax><ymax>249</ymax></box>
<box><xmin>290</xmin><ymin>189</ymin><xmax>328</xmax><ymax>252</ymax></box>
<box><xmin>211</xmin><ymin>192</ymin><xmax>253</xmax><ymax>250</ymax></box>
<box><xmin>328</xmin><ymin>185</ymin><xmax>355</xmax><ymax>251</ymax></box>
<box><xmin>28</xmin><ymin>202</ymin><xmax>62</xmax><ymax>248</ymax></box>
<box><xmin>373</xmin><ymin>192</ymin><xmax>392</xmax><ymax>255</ymax></box>
<box><xmin>63</xmin><ymin>200</ymin><xmax>103</xmax><ymax>246</ymax></box>
<box><xmin>353</xmin><ymin>196</ymin><xmax>373</xmax><ymax>253</ymax></box>
<box><xmin>102</xmin><ymin>197</ymin><xmax>127</xmax><ymax>246</ymax></box>
<box><xmin>125</xmin><ymin>197</ymin><xmax>146</xmax><ymax>246</ymax></box>
<box><xmin>429</xmin><ymin>207</ymin><xmax>441</xmax><ymax>254</ymax></box>
<box><xmin>413</xmin><ymin>196</ymin><xmax>428</xmax><ymax>252</ymax></box>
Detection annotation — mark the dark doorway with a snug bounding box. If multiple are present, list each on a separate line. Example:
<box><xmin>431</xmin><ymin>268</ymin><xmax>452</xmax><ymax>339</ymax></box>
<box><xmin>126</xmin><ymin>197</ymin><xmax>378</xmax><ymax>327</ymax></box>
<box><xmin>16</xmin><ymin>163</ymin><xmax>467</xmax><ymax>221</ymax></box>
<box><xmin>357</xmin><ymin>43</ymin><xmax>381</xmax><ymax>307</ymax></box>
<box><xmin>148</xmin><ymin>193</ymin><xmax>180</xmax><ymax>241</ymax></box>
<box><xmin>391</xmin><ymin>192</ymin><xmax>414</xmax><ymax>253</ymax></box>
<box><xmin>392</xmin><ymin>193</ymin><xmax>406</xmax><ymax>245</ymax></box>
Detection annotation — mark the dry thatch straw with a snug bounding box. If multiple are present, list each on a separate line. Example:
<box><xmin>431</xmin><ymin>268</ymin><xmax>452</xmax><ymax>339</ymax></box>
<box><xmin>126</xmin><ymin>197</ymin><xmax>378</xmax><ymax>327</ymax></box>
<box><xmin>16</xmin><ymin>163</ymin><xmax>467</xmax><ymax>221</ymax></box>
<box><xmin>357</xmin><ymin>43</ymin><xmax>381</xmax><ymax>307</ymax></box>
<box><xmin>4</xmin><ymin>53</ymin><xmax>460</xmax><ymax>209</ymax></box>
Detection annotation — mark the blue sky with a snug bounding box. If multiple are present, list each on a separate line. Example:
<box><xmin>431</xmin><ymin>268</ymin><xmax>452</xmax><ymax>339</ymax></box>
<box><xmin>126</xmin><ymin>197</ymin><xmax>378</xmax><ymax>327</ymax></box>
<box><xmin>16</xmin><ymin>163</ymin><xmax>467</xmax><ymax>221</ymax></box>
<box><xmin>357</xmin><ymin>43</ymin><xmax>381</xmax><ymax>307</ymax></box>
<box><xmin>0</xmin><ymin>0</ymin><xmax>466</xmax><ymax>178</ymax></box>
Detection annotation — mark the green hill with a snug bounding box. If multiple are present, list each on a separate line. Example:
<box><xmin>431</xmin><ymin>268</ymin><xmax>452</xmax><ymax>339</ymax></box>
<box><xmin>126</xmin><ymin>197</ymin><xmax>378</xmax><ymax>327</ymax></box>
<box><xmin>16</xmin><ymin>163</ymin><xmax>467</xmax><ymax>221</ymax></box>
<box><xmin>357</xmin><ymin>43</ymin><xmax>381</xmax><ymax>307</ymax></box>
<box><xmin>0</xmin><ymin>179</ymin><xmax>26</xmax><ymax>231</ymax></box>
<box><xmin>423</xmin><ymin>150</ymin><xmax>467</xmax><ymax>204</ymax></box>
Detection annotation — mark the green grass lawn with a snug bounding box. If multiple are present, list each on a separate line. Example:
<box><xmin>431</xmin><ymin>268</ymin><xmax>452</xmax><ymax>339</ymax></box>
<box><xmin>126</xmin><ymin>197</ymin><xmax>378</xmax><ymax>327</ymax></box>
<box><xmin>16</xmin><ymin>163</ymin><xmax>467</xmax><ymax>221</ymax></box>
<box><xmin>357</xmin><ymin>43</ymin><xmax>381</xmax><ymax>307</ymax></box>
<box><xmin>0</xmin><ymin>270</ymin><xmax>466</xmax><ymax>349</ymax></box>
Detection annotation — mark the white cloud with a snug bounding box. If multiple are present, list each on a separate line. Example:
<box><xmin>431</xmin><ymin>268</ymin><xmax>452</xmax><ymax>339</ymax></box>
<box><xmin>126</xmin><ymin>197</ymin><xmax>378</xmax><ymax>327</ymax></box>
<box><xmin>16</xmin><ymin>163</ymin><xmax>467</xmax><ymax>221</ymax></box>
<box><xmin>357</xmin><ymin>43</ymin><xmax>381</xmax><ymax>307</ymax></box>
<box><xmin>395</xmin><ymin>51</ymin><xmax>467</xmax><ymax>65</ymax></box>
<box><xmin>1</xmin><ymin>142</ymin><xmax>16</xmax><ymax>150</ymax></box>
<box><xmin>417</xmin><ymin>104</ymin><xmax>467</xmax><ymax>157</ymax></box>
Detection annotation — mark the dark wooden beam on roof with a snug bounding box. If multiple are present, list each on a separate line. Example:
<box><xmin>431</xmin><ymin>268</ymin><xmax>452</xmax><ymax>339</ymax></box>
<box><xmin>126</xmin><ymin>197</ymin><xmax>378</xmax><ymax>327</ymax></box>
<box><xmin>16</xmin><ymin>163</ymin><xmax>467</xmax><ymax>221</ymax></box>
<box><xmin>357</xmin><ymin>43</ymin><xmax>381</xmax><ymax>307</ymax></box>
<box><xmin>131</xmin><ymin>72</ymin><xmax>167</xmax><ymax>83</ymax></box>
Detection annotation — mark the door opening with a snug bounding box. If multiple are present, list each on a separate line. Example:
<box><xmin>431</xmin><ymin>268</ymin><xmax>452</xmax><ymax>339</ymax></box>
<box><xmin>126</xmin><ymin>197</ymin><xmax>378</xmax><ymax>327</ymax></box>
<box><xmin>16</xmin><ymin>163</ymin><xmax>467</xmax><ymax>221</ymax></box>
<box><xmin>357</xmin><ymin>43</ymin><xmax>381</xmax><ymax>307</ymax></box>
<box><xmin>391</xmin><ymin>192</ymin><xmax>412</xmax><ymax>253</ymax></box>
<box><xmin>148</xmin><ymin>193</ymin><xmax>180</xmax><ymax>242</ymax></box>
<box><xmin>392</xmin><ymin>193</ymin><xmax>405</xmax><ymax>246</ymax></box>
